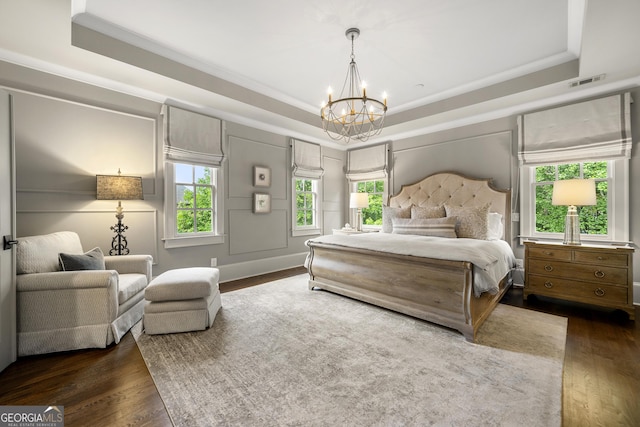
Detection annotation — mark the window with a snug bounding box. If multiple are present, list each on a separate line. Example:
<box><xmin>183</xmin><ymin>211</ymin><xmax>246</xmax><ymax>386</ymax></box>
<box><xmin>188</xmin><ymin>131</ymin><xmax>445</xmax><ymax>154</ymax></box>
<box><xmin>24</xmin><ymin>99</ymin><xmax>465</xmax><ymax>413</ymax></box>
<box><xmin>175</xmin><ymin>163</ymin><xmax>215</xmax><ymax>233</ymax></box>
<box><xmin>352</xmin><ymin>179</ymin><xmax>386</xmax><ymax>229</ymax></box>
<box><xmin>164</xmin><ymin>162</ymin><xmax>224</xmax><ymax>248</ymax></box>
<box><xmin>291</xmin><ymin>139</ymin><xmax>323</xmax><ymax>237</ymax></box>
<box><xmin>520</xmin><ymin>159</ymin><xmax>629</xmax><ymax>244</ymax></box>
<box><xmin>293</xmin><ymin>177</ymin><xmax>321</xmax><ymax>236</ymax></box>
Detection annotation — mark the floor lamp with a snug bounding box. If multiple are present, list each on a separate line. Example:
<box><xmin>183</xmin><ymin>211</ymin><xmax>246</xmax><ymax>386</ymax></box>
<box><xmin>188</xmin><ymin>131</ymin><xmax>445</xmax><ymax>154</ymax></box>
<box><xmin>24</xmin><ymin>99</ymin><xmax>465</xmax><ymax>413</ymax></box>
<box><xmin>96</xmin><ymin>169</ymin><xmax>143</xmax><ymax>255</ymax></box>
<box><xmin>551</xmin><ymin>179</ymin><xmax>596</xmax><ymax>245</ymax></box>
<box><xmin>350</xmin><ymin>192</ymin><xmax>369</xmax><ymax>232</ymax></box>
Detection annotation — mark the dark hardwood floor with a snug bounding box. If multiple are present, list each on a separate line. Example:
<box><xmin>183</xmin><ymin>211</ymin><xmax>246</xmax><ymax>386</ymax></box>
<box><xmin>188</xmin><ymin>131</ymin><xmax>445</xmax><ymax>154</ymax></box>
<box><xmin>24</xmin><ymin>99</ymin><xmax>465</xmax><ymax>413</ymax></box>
<box><xmin>1</xmin><ymin>267</ymin><xmax>638</xmax><ymax>426</ymax></box>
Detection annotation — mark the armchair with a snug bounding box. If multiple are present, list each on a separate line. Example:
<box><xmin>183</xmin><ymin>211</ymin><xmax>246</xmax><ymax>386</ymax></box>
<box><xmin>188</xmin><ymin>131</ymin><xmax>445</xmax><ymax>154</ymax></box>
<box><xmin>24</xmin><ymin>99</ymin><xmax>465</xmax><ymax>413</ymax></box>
<box><xmin>16</xmin><ymin>231</ymin><xmax>152</xmax><ymax>356</ymax></box>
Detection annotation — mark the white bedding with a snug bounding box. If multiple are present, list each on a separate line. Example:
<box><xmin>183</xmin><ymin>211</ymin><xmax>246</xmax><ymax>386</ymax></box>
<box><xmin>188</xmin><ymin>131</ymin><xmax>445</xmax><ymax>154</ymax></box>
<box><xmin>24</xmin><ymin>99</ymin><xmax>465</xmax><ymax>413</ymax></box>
<box><xmin>306</xmin><ymin>233</ymin><xmax>516</xmax><ymax>297</ymax></box>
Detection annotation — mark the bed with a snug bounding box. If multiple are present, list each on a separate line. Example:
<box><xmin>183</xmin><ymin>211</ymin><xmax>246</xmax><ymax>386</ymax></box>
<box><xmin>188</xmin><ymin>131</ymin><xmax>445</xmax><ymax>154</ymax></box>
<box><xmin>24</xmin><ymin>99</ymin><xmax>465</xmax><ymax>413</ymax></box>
<box><xmin>305</xmin><ymin>172</ymin><xmax>516</xmax><ymax>342</ymax></box>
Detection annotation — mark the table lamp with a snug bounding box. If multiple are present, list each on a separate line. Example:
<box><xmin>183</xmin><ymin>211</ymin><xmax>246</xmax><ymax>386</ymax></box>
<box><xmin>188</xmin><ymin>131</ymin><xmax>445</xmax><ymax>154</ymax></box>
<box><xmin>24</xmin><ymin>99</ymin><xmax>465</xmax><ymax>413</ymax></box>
<box><xmin>551</xmin><ymin>179</ymin><xmax>596</xmax><ymax>245</ymax></box>
<box><xmin>96</xmin><ymin>169</ymin><xmax>143</xmax><ymax>255</ymax></box>
<box><xmin>349</xmin><ymin>192</ymin><xmax>369</xmax><ymax>232</ymax></box>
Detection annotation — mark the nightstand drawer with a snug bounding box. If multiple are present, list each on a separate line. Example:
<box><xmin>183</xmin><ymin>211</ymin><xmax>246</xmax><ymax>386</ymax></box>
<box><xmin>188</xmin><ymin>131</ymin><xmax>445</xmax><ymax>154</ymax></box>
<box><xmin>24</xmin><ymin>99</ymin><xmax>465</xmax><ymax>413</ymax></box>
<box><xmin>527</xmin><ymin>246</ymin><xmax>572</xmax><ymax>261</ymax></box>
<box><xmin>573</xmin><ymin>250</ymin><xmax>629</xmax><ymax>267</ymax></box>
<box><xmin>527</xmin><ymin>259</ymin><xmax>628</xmax><ymax>285</ymax></box>
<box><xmin>527</xmin><ymin>274</ymin><xmax>628</xmax><ymax>305</ymax></box>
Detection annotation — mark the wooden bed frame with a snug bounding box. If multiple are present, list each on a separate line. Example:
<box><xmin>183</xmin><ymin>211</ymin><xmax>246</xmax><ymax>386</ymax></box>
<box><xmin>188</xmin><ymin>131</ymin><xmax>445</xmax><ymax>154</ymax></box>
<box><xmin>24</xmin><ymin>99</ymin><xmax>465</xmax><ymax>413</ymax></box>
<box><xmin>306</xmin><ymin>172</ymin><xmax>513</xmax><ymax>342</ymax></box>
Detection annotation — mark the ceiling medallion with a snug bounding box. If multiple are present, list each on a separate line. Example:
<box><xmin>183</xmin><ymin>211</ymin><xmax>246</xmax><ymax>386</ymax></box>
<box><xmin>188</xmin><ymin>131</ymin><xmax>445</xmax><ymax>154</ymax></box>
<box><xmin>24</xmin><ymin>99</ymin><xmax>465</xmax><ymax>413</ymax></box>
<box><xmin>321</xmin><ymin>28</ymin><xmax>387</xmax><ymax>143</ymax></box>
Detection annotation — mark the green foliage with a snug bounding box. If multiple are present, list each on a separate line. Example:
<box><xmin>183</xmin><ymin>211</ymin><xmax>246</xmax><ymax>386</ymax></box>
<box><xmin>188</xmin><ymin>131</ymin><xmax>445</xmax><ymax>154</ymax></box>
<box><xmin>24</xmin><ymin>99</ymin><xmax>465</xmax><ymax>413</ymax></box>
<box><xmin>357</xmin><ymin>180</ymin><xmax>384</xmax><ymax>226</ymax></box>
<box><xmin>295</xmin><ymin>179</ymin><xmax>315</xmax><ymax>227</ymax></box>
<box><xmin>534</xmin><ymin>162</ymin><xmax>608</xmax><ymax>235</ymax></box>
<box><xmin>176</xmin><ymin>166</ymin><xmax>214</xmax><ymax>234</ymax></box>
<box><xmin>362</xmin><ymin>193</ymin><xmax>382</xmax><ymax>225</ymax></box>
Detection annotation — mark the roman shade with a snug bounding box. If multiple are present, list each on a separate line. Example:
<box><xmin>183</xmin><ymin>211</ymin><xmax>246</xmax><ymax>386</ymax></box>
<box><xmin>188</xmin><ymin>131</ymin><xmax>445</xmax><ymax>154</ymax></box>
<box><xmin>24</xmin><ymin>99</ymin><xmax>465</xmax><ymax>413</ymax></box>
<box><xmin>518</xmin><ymin>93</ymin><xmax>632</xmax><ymax>165</ymax></box>
<box><xmin>163</xmin><ymin>105</ymin><xmax>224</xmax><ymax>167</ymax></box>
<box><xmin>346</xmin><ymin>143</ymin><xmax>389</xmax><ymax>181</ymax></box>
<box><xmin>291</xmin><ymin>139</ymin><xmax>324</xmax><ymax>179</ymax></box>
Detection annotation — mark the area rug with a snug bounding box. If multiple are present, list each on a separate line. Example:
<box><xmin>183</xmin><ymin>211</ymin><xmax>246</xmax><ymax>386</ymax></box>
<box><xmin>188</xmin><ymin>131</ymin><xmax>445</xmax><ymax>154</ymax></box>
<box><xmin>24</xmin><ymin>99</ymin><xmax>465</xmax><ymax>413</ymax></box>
<box><xmin>133</xmin><ymin>274</ymin><xmax>567</xmax><ymax>426</ymax></box>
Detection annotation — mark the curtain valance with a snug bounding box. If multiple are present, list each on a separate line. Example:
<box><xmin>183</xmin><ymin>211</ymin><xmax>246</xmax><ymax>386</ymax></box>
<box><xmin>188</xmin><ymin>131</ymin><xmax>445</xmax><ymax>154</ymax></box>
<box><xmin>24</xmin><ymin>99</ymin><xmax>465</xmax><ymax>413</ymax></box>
<box><xmin>346</xmin><ymin>143</ymin><xmax>389</xmax><ymax>181</ymax></box>
<box><xmin>163</xmin><ymin>105</ymin><xmax>224</xmax><ymax>167</ymax></box>
<box><xmin>291</xmin><ymin>139</ymin><xmax>324</xmax><ymax>179</ymax></box>
<box><xmin>518</xmin><ymin>93</ymin><xmax>632</xmax><ymax>165</ymax></box>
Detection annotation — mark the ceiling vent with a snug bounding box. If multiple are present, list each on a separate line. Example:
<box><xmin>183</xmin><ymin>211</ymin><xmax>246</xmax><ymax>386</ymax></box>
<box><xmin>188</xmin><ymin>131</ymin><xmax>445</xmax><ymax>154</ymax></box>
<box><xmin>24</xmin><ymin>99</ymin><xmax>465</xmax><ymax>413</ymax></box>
<box><xmin>569</xmin><ymin>74</ymin><xmax>606</xmax><ymax>88</ymax></box>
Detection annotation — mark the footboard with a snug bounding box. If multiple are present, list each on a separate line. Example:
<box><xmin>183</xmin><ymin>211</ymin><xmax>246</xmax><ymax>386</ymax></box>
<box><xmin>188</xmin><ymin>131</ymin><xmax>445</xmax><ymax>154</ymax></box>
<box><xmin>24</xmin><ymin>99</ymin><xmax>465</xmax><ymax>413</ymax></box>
<box><xmin>306</xmin><ymin>241</ymin><xmax>510</xmax><ymax>341</ymax></box>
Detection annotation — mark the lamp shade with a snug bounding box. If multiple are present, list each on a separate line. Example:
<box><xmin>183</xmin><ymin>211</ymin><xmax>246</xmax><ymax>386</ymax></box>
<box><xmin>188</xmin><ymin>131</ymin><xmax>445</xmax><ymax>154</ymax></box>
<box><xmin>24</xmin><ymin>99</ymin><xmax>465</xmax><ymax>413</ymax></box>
<box><xmin>349</xmin><ymin>192</ymin><xmax>369</xmax><ymax>209</ymax></box>
<box><xmin>551</xmin><ymin>179</ymin><xmax>596</xmax><ymax>206</ymax></box>
<box><xmin>96</xmin><ymin>174</ymin><xmax>143</xmax><ymax>200</ymax></box>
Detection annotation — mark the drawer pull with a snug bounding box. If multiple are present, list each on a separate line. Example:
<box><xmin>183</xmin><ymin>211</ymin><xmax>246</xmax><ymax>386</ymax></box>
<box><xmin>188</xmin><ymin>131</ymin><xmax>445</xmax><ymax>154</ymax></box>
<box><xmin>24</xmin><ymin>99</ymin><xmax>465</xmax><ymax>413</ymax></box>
<box><xmin>594</xmin><ymin>270</ymin><xmax>606</xmax><ymax>279</ymax></box>
<box><xmin>594</xmin><ymin>288</ymin><xmax>606</xmax><ymax>297</ymax></box>
<box><xmin>544</xmin><ymin>281</ymin><xmax>553</xmax><ymax>289</ymax></box>
<box><xmin>543</xmin><ymin>251</ymin><xmax>553</xmax><ymax>256</ymax></box>
<box><xmin>544</xmin><ymin>265</ymin><xmax>554</xmax><ymax>272</ymax></box>
<box><xmin>597</xmin><ymin>256</ymin><xmax>606</xmax><ymax>261</ymax></box>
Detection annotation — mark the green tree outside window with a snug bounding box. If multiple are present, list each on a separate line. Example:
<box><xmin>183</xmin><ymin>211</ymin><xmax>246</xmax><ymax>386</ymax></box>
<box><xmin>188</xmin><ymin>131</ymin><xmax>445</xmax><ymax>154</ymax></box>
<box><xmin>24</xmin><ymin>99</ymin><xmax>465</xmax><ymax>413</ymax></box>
<box><xmin>356</xmin><ymin>180</ymin><xmax>384</xmax><ymax>226</ymax></box>
<box><xmin>534</xmin><ymin>161</ymin><xmax>607</xmax><ymax>235</ymax></box>
<box><xmin>295</xmin><ymin>178</ymin><xmax>316</xmax><ymax>227</ymax></box>
<box><xmin>176</xmin><ymin>164</ymin><xmax>215</xmax><ymax>234</ymax></box>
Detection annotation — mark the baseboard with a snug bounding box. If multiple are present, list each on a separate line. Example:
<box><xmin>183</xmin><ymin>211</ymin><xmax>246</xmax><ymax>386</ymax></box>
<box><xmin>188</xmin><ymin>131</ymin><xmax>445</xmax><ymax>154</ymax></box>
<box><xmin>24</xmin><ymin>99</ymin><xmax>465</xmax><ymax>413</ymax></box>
<box><xmin>634</xmin><ymin>282</ymin><xmax>639</xmax><ymax>306</ymax></box>
<box><xmin>218</xmin><ymin>252</ymin><xmax>307</xmax><ymax>283</ymax></box>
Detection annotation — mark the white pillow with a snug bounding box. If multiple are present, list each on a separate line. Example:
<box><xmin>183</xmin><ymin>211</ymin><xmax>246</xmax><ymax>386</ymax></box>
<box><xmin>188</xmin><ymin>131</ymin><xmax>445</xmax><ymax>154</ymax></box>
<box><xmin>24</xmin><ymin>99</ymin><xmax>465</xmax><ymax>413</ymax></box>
<box><xmin>391</xmin><ymin>217</ymin><xmax>457</xmax><ymax>238</ymax></box>
<box><xmin>487</xmin><ymin>212</ymin><xmax>504</xmax><ymax>240</ymax></box>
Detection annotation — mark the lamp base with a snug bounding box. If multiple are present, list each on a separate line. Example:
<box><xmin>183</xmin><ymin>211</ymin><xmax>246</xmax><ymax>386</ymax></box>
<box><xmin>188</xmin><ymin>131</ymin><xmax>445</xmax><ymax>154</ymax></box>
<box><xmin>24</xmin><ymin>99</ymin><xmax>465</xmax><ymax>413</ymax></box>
<box><xmin>355</xmin><ymin>208</ymin><xmax>363</xmax><ymax>232</ymax></box>
<box><xmin>562</xmin><ymin>205</ymin><xmax>582</xmax><ymax>245</ymax></box>
<box><xmin>109</xmin><ymin>213</ymin><xmax>130</xmax><ymax>255</ymax></box>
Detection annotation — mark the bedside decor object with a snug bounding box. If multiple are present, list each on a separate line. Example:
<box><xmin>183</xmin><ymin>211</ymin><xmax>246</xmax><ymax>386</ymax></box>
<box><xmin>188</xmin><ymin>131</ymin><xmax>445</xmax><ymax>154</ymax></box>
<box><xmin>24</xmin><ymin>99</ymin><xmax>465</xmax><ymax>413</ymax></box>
<box><xmin>253</xmin><ymin>193</ymin><xmax>271</xmax><ymax>214</ymax></box>
<box><xmin>97</xmin><ymin>169</ymin><xmax>143</xmax><ymax>255</ymax></box>
<box><xmin>551</xmin><ymin>179</ymin><xmax>596</xmax><ymax>245</ymax></box>
<box><xmin>350</xmin><ymin>192</ymin><xmax>369</xmax><ymax>232</ymax></box>
<box><xmin>253</xmin><ymin>165</ymin><xmax>271</xmax><ymax>187</ymax></box>
<box><xmin>320</xmin><ymin>28</ymin><xmax>387</xmax><ymax>143</ymax></box>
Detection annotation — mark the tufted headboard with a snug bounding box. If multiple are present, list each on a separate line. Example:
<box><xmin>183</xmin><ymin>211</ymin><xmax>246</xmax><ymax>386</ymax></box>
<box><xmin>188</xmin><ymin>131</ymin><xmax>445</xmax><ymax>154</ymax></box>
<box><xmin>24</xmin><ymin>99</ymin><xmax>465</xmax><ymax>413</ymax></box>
<box><xmin>389</xmin><ymin>172</ymin><xmax>511</xmax><ymax>242</ymax></box>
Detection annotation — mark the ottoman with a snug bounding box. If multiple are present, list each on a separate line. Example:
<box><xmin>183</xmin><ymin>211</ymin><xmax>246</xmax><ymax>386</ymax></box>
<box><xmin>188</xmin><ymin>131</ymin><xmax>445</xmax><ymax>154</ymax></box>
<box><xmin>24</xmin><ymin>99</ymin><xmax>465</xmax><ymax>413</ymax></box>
<box><xmin>143</xmin><ymin>267</ymin><xmax>222</xmax><ymax>335</ymax></box>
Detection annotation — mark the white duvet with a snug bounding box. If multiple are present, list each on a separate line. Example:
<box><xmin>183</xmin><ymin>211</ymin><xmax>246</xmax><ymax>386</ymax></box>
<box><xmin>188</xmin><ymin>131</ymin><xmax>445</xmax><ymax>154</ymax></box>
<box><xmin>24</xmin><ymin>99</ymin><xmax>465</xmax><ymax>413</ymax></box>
<box><xmin>306</xmin><ymin>233</ymin><xmax>516</xmax><ymax>297</ymax></box>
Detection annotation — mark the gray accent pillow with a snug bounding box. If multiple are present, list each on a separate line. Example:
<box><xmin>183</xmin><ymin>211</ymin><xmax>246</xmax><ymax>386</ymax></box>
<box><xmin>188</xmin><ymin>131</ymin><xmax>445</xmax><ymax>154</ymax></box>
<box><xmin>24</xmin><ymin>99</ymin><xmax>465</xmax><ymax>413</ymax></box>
<box><xmin>392</xmin><ymin>217</ymin><xmax>457</xmax><ymax>238</ymax></box>
<box><xmin>59</xmin><ymin>247</ymin><xmax>106</xmax><ymax>271</ymax></box>
<box><xmin>444</xmin><ymin>204</ymin><xmax>490</xmax><ymax>239</ymax></box>
<box><xmin>382</xmin><ymin>206</ymin><xmax>411</xmax><ymax>233</ymax></box>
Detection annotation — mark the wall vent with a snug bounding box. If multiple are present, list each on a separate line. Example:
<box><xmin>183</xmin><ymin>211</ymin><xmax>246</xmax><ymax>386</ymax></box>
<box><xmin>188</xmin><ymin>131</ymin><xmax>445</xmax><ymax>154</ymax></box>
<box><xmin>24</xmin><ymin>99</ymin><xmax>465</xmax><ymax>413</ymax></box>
<box><xmin>569</xmin><ymin>74</ymin><xmax>606</xmax><ymax>88</ymax></box>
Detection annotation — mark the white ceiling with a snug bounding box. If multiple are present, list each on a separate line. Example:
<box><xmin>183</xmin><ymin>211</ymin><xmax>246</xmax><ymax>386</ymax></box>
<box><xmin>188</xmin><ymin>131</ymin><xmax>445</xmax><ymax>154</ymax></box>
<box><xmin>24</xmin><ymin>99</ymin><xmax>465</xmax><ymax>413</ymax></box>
<box><xmin>1</xmin><ymin>0</ymin><xmax>640</xmax><ymax>149</ymax></box>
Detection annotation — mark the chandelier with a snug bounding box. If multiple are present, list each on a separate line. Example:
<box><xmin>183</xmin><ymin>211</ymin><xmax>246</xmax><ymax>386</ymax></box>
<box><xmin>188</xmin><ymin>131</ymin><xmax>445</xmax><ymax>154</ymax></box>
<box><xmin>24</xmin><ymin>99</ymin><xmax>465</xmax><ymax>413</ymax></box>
<box><xmin>321</xmin><ymin>28</ymin><xmax>387</xmax><ymax>143</ymax></box>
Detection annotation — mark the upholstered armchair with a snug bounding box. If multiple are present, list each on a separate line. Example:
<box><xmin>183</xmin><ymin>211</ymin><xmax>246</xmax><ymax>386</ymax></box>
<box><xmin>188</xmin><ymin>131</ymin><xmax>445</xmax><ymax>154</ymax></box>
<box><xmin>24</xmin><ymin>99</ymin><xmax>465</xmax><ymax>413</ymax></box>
<box><xmin>16</xmin><ymin>231</ymin><xmax>152</xmax><ymax>356</ymax></box>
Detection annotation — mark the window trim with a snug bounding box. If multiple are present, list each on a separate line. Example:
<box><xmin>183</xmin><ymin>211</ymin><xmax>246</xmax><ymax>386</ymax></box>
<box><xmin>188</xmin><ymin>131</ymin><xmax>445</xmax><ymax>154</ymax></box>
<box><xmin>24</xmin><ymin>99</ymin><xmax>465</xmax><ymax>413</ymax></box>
<box><xmin>163</xmin><ymin>161</ymin><xmax>225</xmax><ymax>248</ymax></box>
<box><xmin>292</xmin><ymin>177</ymin><xmax>322</xmax><ymax>237</ymax></box>
<box><xmin>519</xmin><ymin>159</ymin><xmax>629</xmax><ymax>245</ymax></box>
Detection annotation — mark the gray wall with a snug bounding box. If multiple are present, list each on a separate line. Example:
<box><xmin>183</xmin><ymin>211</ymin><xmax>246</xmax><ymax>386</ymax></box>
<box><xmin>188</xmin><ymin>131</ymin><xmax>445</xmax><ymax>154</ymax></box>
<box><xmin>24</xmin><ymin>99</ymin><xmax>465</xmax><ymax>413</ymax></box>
<box><xmin>3</xmin><ymin>60</ymin><xmax>638</xmax><ymax>284</ymax></box>
<box><xmin>4</xmin><ymin>63</ymin><xmax>346</xmax><ymax>281</ymax></box>
<box><xmin>390</xmin><ymin>93</ymin><xmax>640</xmax><ymax>284</ymax></box>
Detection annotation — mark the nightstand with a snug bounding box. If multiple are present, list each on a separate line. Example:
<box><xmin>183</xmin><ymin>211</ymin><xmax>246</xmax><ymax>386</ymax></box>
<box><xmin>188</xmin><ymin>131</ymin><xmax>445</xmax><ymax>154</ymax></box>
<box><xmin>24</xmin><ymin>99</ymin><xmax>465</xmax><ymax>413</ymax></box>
<box><xmin>524</xmin><ymin>241</ymin><xmax>634</xmax><ymax>319</ymax></box>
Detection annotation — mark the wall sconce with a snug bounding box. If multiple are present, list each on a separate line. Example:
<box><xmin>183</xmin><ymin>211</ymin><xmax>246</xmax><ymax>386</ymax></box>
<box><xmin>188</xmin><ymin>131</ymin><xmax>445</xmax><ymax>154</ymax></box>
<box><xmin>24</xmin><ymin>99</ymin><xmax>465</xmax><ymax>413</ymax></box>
<box><xmin>349</xmin><ymin>192</ymin><xmax>369</xmax><ymax>232</ymax></box>
<box><xmin>552</xmin><ymin>179</ymin><xmax>596</xmax><ymax>245</ymax></box>
<box><xmin>96</xmin><ymin>169</ymin><xmax>143</xmax><ymax>255</ymax></box>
